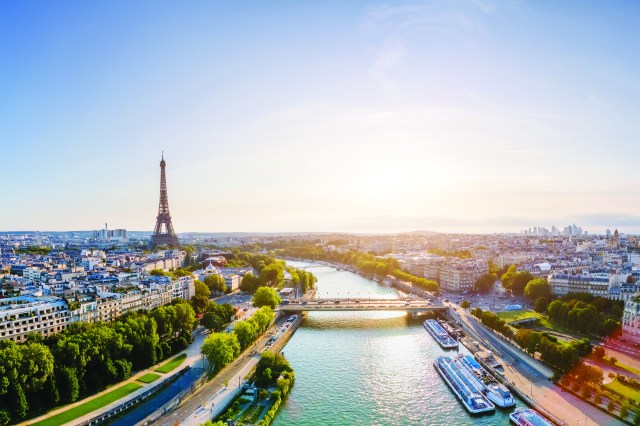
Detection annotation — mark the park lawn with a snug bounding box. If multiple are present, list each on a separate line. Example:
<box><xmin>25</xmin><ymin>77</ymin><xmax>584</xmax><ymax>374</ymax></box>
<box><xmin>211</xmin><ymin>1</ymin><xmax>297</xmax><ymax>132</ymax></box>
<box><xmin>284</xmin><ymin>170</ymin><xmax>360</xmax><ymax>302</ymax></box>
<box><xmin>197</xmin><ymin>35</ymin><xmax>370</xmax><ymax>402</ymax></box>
<box><xmin>32</xmin><ymin>382</ymin><xmax>142</xmax><ymax>426</ymax></box>
<box><xmin>497</xmin><ymin>310</ymin><xmax>539</xmax><ymax>322</ymax></box>
<box><xmin>616</xmin><ymin>361</ymin><xmax>640</xmax><ymax>376</ymax></box>
<box><xmin>496</xmin><ymin>310</ymin><xmax>555</xmax><ymax>329</ymax></box>
<box><xmin>603</xmin><ymin>357</ymin><xmax>640</xmax><ymax>376</ymax></box>
<box><xmin>137</xmin><ymin>373</ymin><xmax>161</xmax><ymax>384</ymax></box>
<box><xmin>155</xmin><ymin>353</ymin><xmax>187</xmax><ymax>373</ymax></box>
<box><xmin>605</xmin><ymin>379</ymin><xmax>640</xmax><ymax>401</ymax></box>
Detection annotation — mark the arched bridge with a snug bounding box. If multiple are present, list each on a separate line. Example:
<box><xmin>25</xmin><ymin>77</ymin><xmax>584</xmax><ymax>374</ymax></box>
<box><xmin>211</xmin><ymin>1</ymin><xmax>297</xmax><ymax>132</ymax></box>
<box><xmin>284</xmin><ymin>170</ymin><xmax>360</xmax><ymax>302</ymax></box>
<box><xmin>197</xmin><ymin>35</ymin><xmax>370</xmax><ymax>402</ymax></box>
<box><xmin>281</xmin><ymin>298</ymin><xmax>447</xmax><ymax>313</ymax></box>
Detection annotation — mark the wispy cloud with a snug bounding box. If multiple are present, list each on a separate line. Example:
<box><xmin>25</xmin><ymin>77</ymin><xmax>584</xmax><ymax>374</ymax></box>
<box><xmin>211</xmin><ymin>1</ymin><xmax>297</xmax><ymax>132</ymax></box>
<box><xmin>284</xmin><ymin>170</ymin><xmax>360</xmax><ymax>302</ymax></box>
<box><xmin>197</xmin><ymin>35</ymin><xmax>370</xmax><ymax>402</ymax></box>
<box><xmin>366</xmin><ymin>37</ymin><xmax>406</xmax><ymax>92</ymax></box>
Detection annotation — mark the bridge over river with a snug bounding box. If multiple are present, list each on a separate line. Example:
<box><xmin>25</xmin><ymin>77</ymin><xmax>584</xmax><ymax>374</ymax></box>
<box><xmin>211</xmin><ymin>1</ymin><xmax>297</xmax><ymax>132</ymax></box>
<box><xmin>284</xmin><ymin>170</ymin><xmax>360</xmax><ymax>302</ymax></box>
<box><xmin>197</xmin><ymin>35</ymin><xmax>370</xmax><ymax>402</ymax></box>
<box><xmin>282</xmin><ymin>298</ymin><xmax>447</xmax><ymax>313</ymax></box>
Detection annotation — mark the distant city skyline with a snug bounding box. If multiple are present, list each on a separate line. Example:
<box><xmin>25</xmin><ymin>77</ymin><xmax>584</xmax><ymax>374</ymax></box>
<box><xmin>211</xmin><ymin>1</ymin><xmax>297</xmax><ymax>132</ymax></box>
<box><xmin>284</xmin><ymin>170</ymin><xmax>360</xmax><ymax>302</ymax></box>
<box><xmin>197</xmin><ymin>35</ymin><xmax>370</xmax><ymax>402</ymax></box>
<box><xmin>2</xmin><ymin>1</ymin><xmax>640</xmax><ymax>233</ymax></box>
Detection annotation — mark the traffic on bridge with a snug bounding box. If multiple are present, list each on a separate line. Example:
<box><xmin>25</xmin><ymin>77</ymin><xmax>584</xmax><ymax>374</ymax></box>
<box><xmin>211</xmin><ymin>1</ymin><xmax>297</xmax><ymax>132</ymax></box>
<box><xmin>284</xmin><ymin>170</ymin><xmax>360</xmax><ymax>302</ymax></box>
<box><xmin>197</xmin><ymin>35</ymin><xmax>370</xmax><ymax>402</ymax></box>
<box><xmin>281</xmin><ymin>298</ymin><xmax>447</xmax><ymax>313</ymax></box>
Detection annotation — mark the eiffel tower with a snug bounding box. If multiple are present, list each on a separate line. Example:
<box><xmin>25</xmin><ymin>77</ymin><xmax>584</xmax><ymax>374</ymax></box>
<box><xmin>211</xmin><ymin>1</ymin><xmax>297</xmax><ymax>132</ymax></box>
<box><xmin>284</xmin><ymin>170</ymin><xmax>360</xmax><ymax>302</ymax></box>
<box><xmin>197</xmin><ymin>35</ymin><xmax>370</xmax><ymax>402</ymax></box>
<box><xmin>150</xmin><ymin>153</ymin><xmax>181</xmax><ymax>250</ymax></box>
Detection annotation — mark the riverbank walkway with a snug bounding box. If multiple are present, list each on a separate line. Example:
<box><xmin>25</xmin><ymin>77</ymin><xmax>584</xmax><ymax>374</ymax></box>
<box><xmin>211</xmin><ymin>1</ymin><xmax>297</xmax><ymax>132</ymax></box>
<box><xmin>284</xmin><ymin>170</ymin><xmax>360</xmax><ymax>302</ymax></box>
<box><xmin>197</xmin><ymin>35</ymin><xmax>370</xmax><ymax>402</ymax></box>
<box><xmin>151</xmin><ymin>314</ymin><xmax>301</xmax><ymax>426</ymax></box>
<box><xmin>448</xmin><ymin>306</ymin><xmax>625</xmax><ymax>426</ymax></box>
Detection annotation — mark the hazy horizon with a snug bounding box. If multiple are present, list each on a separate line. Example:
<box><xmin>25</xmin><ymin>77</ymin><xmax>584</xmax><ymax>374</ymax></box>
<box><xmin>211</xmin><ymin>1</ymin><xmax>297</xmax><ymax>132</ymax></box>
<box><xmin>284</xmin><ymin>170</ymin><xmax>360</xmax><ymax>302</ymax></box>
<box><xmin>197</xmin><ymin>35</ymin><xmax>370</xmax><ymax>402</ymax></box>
<box><xmin>3</xmin><ymin>1</ymin><xmax>640</xmax><ymax>234</ymax></box>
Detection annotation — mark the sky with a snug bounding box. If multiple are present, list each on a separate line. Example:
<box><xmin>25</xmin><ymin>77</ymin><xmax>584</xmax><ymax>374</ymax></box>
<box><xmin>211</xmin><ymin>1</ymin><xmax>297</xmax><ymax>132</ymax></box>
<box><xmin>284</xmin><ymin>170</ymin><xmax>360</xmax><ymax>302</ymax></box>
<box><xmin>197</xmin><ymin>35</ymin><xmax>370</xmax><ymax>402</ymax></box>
<box><xmin>2</xmin><ymin>0</ymin><xmax>640</xmax><ymax>234</ymax></box>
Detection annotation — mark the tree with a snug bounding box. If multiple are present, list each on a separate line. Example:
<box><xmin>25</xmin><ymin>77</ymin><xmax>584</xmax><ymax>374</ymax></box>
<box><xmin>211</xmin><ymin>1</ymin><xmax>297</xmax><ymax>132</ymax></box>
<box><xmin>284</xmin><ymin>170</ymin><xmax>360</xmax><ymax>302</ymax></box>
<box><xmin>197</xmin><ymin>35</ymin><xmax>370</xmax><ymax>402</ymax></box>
<box><xmin>621</xmin><ymin>406</ymin><xmax>629</xmax><ymax>419</ymax></box>
<box><xmin>525</xmin><ymin>278</ymin><xmax>552</xmax><ymax>301</ymax></box>
<box><xmin>501</xmin><ymin>265</ymin><xmax>517</xmax><ymax>289</ymax></box>
<box><xmin>204</xmin><ymin>274</ymin><xmax>227</xmax><ymax>295</ymax></box>
<box><xmin>259</xmin><ymin>263</ymin><xmax>284</xmax><ymax>287</ymax></box>
<box><xmin>240</xmin><ymin>273</ymin><xmax>260</xmax><ymax>293</ymax></box>
<box><xmin>608</xmin><ymin>401</ymin><xmax>615</xmax><ymax>412</ymax></box>
<box><xmin>603</xmin><ymin>318</ymin><xmax>622</xmax><ymax>338</ymax></box>
<box><xmin>190</xmin><ymin>294</ymin><xmax>209</xmax><ymax>315</ymax></box>
<box><xmin>233</xmin><ymin>320</ymin><xmax>257</xmax><ymax>350</ymax></box>
<box><xmin>511</xmin><ymin>272</ymin><xmax>534</xmax><ymax>295</ymax></box>
<box><xmin>547</xmin><ymin>299</ymin><xmax>566</xmax><ymax>321</ymax></box>
<box><xmin>194</xmin><ymin>280</ymin><xmax>211</xmax><ymax>298</ymax></box>
<box><xmin>475</xmin><ymin>273</ymin><xmax>497</xmax><ymax>293</ymax></box>
<box><xmin>593</xmin><ymin>345</ymin><xmax>606</xmax><ymax>359</ymax></box>
<box><xmin>201</xmin><ymin>311</ymin><xmax>224</xmax><ymax>331</ymax></box>
<box><xmin>534</xmin><ymin>297</ymin><xmax>549</xmax><ymax>313</ymax></box>
<box><xmin>250</xmin><ymin>307</ymin><xmax>274</xmax><ymax>334</ymax></box>
<box><xmin>56</xmin><ymin>366</ymin><xmax>80</xmax><ymax>403</ymax></box>
<box><xmin>460</xmin><ymin>300</ymin><xmax>470</xmax><ymax>310</ymax></box>
<box><xmin>201</xmin><ymin>333</ymin><xmax>240</xmax><ymax>375</ymax></box>
<box><xmin>253</xmin><ymin>286</ymin><xmax>282</xmax><ymax>309</ymax></box>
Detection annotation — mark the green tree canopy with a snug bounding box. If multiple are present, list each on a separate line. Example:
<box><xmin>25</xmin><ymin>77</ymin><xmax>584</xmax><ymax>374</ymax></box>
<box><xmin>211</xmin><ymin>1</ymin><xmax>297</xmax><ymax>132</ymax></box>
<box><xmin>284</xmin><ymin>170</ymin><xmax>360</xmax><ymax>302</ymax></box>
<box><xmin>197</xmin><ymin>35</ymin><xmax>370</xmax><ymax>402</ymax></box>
<box><xmin>201</xmin><ymin>333</ymin><xmax>240</xmax><ymax>375</ymax></box>
<box><xmin>233</xmin><ymin>320</ymin><xmax>257</xmax><ymax>351</ymax></box>
<box><xmin>204</xmin><ymin>274</ymin><xmax>227</xmax><ymax>294</ymax></box>
<box><xmin>240</xmin><ymin>272</ymin><xmax>260</xmax><ymax>293</ymax></box>
<box><xmin>259</xmin><ymin>263</ymin><xmax>285</xmax><ymax>287</ymax></box>
<box><xmin>524</xmin><ymin>278</ymin><xmax>551</xmax><ymax>301</ymax></box>
<box><xmin>194</xmin><ymin>280</ymin><xmax>211</xmax><ymax>298</ymax></box>
<box><xmin>475</xmin><ymin>273</ymin><xmax>497</xmax><ymax>293</ymax></box>
<box><xmin>534</xmin><ymin>296</ymin><xmax>549</xmax><ymax>313</ymax></box>
<box><xmin>253</xmin><ymin>287</ymin><xmax>282</xmax><ymax>309</ymax></box>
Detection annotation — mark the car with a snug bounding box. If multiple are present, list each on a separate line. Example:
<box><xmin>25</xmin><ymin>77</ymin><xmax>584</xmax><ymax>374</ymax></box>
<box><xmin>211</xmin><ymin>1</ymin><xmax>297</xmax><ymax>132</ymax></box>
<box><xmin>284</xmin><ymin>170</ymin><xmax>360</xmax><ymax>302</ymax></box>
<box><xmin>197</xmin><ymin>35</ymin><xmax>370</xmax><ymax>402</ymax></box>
<box><xmin>318</xmin><ymin>300</ymin><xmax>326</xmax><ymax>304</ymax></box>
<box><xmin>301</xmin><ymin>301</ymin><xmax>308</xmax><ymax>305</ymax></box>
<box><xmin>443</xmin><ymin>298</ymin><xmax>449</xmax><ymax>302</ymax></box>
<box><xmin>335</xmin><ymin>300</ymin><xmax>341</xmax><ymax>304</ymax></box>
<box><xmin>354</xmin><ymin>300</ymin><xmax>360</xmax><ymax>303</ymax></box>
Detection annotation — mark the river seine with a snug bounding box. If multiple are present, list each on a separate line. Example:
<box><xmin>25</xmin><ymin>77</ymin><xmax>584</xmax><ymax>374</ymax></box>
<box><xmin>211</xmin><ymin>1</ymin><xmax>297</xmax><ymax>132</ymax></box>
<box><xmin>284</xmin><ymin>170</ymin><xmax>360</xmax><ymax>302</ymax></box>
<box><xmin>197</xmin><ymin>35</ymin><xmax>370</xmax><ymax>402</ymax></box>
<box><xmin>272</xmin><ymin>260</ymin><xmax>521</xmax><ymax>425</ymax></box>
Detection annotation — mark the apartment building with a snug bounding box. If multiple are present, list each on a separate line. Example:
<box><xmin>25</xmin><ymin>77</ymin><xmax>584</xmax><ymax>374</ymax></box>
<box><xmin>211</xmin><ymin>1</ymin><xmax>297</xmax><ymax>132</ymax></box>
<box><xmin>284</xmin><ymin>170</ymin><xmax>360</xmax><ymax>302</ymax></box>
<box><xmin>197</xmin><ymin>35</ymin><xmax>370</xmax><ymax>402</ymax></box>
<box><xmin>548</xmin><ymin>273</ymin><xmax>613</xmax><ymax>297</ymax></box>
<box><xmin>622</xmin><ymin>298</ymin><xmax>640</xmax><ymax>344</ymax></box>
<box><xmin>0</xmin><ymin>296</ymin><xmax>71</xmax><ymax>342</ymax></box>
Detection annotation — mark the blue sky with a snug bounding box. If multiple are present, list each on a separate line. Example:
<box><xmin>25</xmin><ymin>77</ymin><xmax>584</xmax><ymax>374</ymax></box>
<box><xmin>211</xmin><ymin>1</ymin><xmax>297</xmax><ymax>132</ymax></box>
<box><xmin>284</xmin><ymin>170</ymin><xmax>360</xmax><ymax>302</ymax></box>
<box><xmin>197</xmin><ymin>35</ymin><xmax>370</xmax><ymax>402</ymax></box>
<box><xmin>2</xmin><ymin>1</ymin><xmax>640</xmax><ymax>233</ymax></box>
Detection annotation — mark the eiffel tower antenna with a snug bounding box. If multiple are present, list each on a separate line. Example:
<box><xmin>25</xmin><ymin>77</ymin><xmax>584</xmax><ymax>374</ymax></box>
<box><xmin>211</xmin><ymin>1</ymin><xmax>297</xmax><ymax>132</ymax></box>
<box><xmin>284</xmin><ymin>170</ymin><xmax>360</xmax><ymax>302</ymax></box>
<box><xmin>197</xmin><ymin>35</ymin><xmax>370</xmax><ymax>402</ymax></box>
<box><xmin>150</xmin><ymin>153</ymin><xmax>180</xmax><ymax>249</ymax></box>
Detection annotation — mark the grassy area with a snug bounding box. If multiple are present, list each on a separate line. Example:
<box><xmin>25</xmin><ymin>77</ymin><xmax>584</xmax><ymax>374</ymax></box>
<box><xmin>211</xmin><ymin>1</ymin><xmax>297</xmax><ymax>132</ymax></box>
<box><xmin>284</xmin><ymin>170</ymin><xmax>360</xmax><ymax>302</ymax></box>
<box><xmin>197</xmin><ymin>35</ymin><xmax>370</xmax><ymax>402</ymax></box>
<box><xmin>605</xmin><ymin>379</ymin><xmax>640</xmax><ymax>401</ymax></box>
<box><xmin>155</xmin><ymin>353</ymin><xmax>187</xmax><ymax>374</ymax></box>
<box><xmin>603</xmin><ymin>357</ymin><xmax>640</xmax><ymax>376</ymax></box>
<box><xmin>496</xmin><ymin>310</ymin><xmax>537</xmax><ymax>322</ymax></box>
<box><xmin>496</xmin><ymin>310</ymin><xmax>555</xmax><ymax>329</ymax></box>
<box><xmin>32</xmin><ymin>383</ymin><xmax>142</xmax><ymax>426</ymax></box>
<box><xmin>136</xmin><ymin>373</ymin><xmax>161</xmax><ymax>384</ymax></box>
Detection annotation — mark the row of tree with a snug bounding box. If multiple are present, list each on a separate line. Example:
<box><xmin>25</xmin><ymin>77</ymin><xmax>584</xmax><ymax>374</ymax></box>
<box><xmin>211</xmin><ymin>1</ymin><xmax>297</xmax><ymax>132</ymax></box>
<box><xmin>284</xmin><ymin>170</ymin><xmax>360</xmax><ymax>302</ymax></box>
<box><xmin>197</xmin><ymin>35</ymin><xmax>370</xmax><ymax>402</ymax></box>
<box><xmin>547</xmin><ymin>296</ymin><xmax>622</xmax><ymax>337</ymax></box>
<box><xmin>273</xmin><ymin>244</ymin><xmax>440</xmax><ymax>293</ymax></box>
<box><xmin>200</xmin><ymin>306</ymin><xmax>275</xmax><ymax>375</ymax></box>
<box><xmin>391</xmin><ymin>269</ymin><xmax>439</xmax><ymax>293</ymax></box>
<box><xmin>200</xmin><ymin>302</ymin><xmax>236</xmax><ymax>332</ymax></box>
<box><xmin>470</xmin><ymin>308</ymin><xmax>515</xmax><ymax>339</ymax></box>
<box><xmin>513</xmin><ymin>328</ymin><xmax>591</xmax><ymax>372</ymax></box>
<box><xmin>287</xmin><ymin>268</ymin><xmax>317</xmax><ymax>294</ymax></box>
<box><xmin>236</xmin><ymin>252</ymin><xmax>286</xmax><ymax>293</ymax></box>
<box><xmin>500</xmin><ymin>265</ymin><xmax>534</xmax><ymax>295</ymax></box>
<box><xmin>0</xmin><ymin>299</ymin><xmax>197</xmax><ymax>424</ymax></box>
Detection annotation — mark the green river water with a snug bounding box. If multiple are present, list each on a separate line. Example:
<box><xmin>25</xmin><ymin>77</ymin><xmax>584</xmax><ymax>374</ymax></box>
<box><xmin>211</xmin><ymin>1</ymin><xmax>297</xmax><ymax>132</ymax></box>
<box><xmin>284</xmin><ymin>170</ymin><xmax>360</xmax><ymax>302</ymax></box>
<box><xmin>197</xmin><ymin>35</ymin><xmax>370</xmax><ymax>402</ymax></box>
<box><xmin>272</xmin><ymin>260</ymin><xmax>521</xmax><ymax>426</ymax></box>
